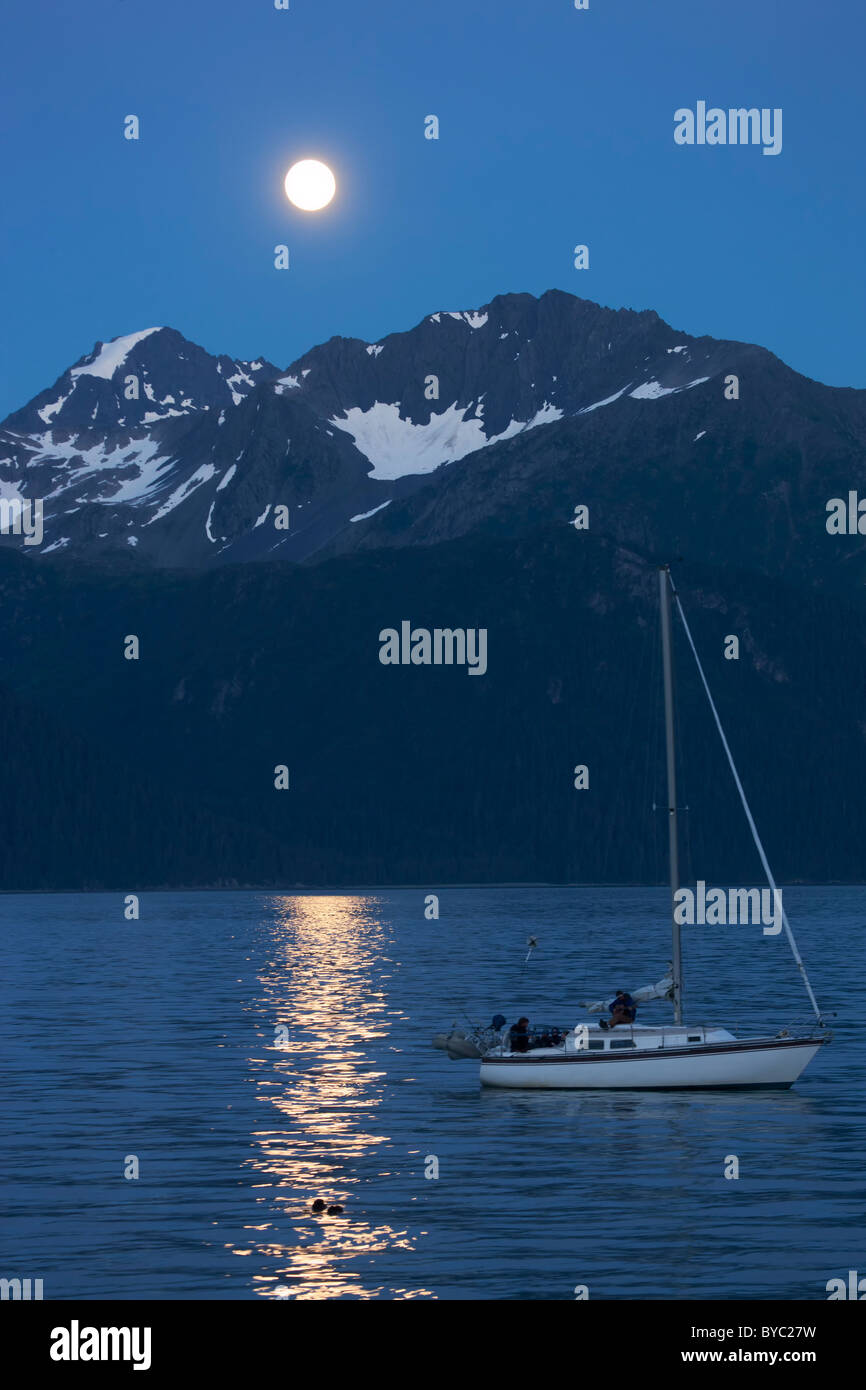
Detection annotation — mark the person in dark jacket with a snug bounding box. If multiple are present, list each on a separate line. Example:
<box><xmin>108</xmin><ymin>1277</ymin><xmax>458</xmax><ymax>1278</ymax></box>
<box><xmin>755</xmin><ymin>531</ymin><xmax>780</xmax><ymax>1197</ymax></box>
<box><xmin>509</xmin><ymin>1017</ymin><xmax>531</xmax><ymax>1052</ymax></box>
<box><xmin>599</xmin><ymin>991</ymin><xmax>637</xmax><ymax>1030</ymax></box>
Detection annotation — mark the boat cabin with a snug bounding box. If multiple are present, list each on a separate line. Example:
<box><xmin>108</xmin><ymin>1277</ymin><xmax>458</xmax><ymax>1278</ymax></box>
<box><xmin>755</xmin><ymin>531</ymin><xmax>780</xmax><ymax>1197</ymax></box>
<box><xmin>501</xmin><ymin>1024</ymin><xmax>737</xmax><ymax>1057</ymax></box>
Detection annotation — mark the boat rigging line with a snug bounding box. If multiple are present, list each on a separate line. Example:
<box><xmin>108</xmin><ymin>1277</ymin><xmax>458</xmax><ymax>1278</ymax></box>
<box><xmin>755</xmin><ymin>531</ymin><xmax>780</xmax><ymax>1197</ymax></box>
<box><xmin>668</xmin><ymin>568</ymin><xmax>825</xmax><ymax>1026</ymax></box>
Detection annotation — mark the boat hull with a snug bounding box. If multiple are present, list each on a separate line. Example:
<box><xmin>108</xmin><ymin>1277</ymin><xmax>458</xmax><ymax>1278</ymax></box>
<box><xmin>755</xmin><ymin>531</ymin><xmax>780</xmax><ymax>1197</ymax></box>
<box><xmin>479</xmin><ymin>1037</ymin><xmax>823</xmax><ymax>1090</ymax></box>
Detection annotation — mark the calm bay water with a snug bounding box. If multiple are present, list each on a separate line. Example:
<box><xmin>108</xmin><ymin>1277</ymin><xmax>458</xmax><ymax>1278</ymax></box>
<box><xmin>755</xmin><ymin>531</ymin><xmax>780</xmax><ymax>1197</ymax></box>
<box><xmin>1</xmin><ymin>887</ymin><xmax>862</xmax><ymax>1301</ymax></box>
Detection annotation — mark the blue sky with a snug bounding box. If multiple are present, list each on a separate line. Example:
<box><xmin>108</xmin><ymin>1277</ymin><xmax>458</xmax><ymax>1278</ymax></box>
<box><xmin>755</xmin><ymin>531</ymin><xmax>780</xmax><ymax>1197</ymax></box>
<box><xmin>1</xmin><ymin>0</ymin><xmax>864</xmax><ymax>417</ymax></box>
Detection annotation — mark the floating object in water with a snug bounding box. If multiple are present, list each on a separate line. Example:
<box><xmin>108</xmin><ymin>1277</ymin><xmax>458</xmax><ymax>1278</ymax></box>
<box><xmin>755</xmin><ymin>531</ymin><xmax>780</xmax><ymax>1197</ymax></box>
<box><xmin>311</xmin><ymin>1199</ymin><xmax>326</xmax><ymax>1212</ymax></box>
<box><xmin>446</xmin><ymin>1033</ymin><xmax>483</xmax><ymax>1060</ymax></box>
<box><xmin>432</xmin><ymin>1023</ymin><xmax>504</xmax><ymax>1060</ymax></box>
<box><xmin>327</xmin><ymin>1204</ymin><xmax>344</xmax><ymax>1215</ymax></box>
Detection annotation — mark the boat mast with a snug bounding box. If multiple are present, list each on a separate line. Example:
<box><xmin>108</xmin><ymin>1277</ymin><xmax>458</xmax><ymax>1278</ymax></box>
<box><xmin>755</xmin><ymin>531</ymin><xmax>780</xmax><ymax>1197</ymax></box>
<box><xmin>659</xmin><ymin>565</ymin><xmax>683</xmax><ymax>1024</ymax></box>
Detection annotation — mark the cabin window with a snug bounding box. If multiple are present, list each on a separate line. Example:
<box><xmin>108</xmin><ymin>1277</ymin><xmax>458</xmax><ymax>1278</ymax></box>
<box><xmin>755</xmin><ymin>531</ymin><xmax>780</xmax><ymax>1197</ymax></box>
<box><xmin>610</xmin><ymin>1039</ymin><xmax>636</xmax><ymax>1049</ymax></box>
<box><xmin>587</xmin><ymin>1040</ymin><xmax>605</xmax><ymax>1051</ymax></box>
<box><xmin>687</xmin><ymin>1035</ymin><xmax>701</xmax><ymax>1042</ymax></box>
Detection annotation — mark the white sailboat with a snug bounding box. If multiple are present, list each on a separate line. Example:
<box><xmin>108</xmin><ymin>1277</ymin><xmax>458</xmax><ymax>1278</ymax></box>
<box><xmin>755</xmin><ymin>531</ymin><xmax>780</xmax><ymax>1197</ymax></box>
<box><xmin>436</xmin><ymin>566</ymin><xmax>830</xmax><ymax>1090</ymax></box>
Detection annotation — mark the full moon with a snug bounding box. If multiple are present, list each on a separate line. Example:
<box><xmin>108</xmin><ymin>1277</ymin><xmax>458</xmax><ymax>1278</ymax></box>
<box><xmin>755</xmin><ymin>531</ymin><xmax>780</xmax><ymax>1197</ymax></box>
<box><xmin>284</xmin><ymin>159</ymin><xmax>336</xmax><ymax>212</ymax></box>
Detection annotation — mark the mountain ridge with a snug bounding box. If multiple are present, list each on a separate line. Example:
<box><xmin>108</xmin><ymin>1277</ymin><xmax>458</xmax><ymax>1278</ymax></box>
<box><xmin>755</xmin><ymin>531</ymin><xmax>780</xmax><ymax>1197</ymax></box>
<box><xmin>2</xmin><ymin>290</ymin><xmax>864</xmax><ymax>589</ymax></box>
<box><xmin>2</xmin><ymin>291</ymin><xmax>865</xmax><ymax>887</ymax></box>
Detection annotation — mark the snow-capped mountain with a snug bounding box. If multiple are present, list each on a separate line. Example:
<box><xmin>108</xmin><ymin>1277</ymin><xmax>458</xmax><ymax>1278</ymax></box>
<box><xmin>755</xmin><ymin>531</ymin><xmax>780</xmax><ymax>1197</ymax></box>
<box><xmin>1</xmin><ymin>291</ymin><xmax>863</xmax><ymax>573</ymax></box>
<box><xmin>4</xmin><ymin>327</ymin><xmax>280</xmax><ymax>434</ymax></box>
<box><xmin>288</xmin><ymin>291</ymin><xmax>718</xmax><ymax>480</ymax></box>
<box><xmin>3</xmin><ymin>295</ymin><xmax>866</xmax><ymax>892</ymax></box>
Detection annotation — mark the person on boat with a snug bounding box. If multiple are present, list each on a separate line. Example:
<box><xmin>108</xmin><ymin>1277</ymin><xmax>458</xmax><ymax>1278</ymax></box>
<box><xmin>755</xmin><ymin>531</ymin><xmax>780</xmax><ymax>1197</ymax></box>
<box><xmin>599</xmin><ymin>991</ymin><xmax>636</xmax><ymax>1030</ymax></box>
<box><xmin>509</xmin><ymin>1017</ymin><xmax>531</xmax><ymax>1052</ymax></box>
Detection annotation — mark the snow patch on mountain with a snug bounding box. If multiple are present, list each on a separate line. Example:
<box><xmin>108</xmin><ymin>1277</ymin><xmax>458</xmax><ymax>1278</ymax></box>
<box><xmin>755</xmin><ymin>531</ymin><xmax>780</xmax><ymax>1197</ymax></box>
<box><xmin>28</xmin><ymin>433</ymin><xmax>174</xmax><ymax>505</ymax></box>
<box><xmin>445</xmin><ymin>311</ymin><xmax>489</xmax><ymax>330</ymax></box>
<box><xmin>579</xmin><ymin>386</ymin><xmax>631</xmax><ymax>413</ymax></box>
<box><xmin>146</xmin><ymin>463</ymin><xmax>216</xmax><ymax>524</ymax></box>
<box><xmin>70</xmin><ymin>329</ymin><xmax>163</xmax><ymax>381</ymax></box>
<box><xmin>101</xmin><ymin>448</ymin><xmax>176</xmax><ymax>504</ymax></box>
<box><xmin>142</xmin><ymin>409</ymin><xmax>186</xmax><ymax>424</ymax></box>
<box><xmin>524</xmin><ymin>402</ymin><xmax>563</xmax><ymax>429</ymax></box>
<box><xmin>350</xmin><ymin>500</ymin><xmax>392</xmax><ymax>522</ymax></box>
<box><xmin>330</xmin><ymin>402</ymin><xmax>482</xmax><ymax>478</ymax></box>
<box><xmin>226</xmin><ymin>369</ymin><xmax>257</xmax><ymax>406</ymax></box>
<box><xmin>329</xmin><ymin>400</ymin><xmax>562</xmax><ymax>480</ymax></box>
<box><xmin>630</xmin><ymin>381</ymin><xmax>677</xmax><ymax>400</ymax></box>
<box><xmin>630</xmin><ymin>376</ymin><xmax>710</xmax><ymax>400</ymax></box>
<box><xmin>0</xmin><ymin>476</ymin><xmax>28</xmax><ymax>501</ymax></box>
<box><xmin>38</xmin><ymin>393</ymin><xmax>70</xmax><ymax>424</ymax></box>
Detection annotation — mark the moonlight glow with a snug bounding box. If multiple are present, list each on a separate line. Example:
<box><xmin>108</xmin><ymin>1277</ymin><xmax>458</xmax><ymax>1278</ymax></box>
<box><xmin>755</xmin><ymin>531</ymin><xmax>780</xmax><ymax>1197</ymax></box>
<box><xmin>284</xmin><ymin>159</ymin><xmax>336</xmax><ymax>212</ymax></box>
